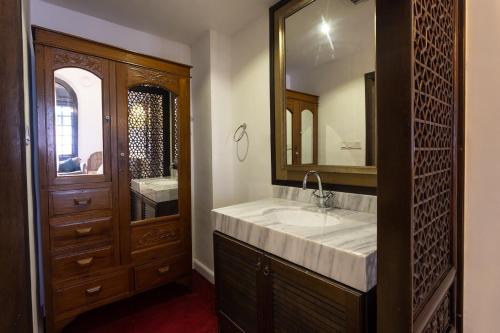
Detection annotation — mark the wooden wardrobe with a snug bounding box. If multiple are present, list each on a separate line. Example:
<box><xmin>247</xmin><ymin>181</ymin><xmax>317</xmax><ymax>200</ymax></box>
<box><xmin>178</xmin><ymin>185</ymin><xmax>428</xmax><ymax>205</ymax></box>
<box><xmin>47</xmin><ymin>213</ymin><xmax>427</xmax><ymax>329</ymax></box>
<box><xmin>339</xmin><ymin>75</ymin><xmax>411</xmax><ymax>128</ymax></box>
<box><xmin>34</xmin><ymin>27</ymin><xmax>192</xmax><ymax>332</ymax></box>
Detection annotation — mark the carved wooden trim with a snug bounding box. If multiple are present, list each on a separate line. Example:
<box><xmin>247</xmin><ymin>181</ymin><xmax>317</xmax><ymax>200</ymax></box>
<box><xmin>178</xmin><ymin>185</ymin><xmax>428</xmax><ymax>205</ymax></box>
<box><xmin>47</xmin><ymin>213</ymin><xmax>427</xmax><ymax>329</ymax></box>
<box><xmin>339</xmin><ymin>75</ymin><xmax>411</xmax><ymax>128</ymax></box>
<box><xmin>130</xmin><ymin>222</ymin><xmax>181</xmax><ymax>251</ymax></box>
<box><xmin>52</xmin><ymin>48</ymin><xmax>104</xmax><ymax>77</ymax></box>
<box><xmin>128</xmin><ymin>65</ymin><xmax>179</xmax><ymax>94</ymax></box>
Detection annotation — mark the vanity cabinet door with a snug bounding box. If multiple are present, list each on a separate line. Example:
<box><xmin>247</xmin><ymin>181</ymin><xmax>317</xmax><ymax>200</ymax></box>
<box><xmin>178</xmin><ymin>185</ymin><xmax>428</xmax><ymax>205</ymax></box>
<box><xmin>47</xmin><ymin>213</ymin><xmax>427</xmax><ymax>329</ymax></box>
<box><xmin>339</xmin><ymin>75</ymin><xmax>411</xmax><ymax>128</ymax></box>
<box><xmin>214</xmin><ymin>232</ymin><xmax>265</xmax><ymax>333</ymax></box>
<box><xmin>266</xmin><ymin>256</ymin><xmax>372</xmax><ymax>333</ymax></box>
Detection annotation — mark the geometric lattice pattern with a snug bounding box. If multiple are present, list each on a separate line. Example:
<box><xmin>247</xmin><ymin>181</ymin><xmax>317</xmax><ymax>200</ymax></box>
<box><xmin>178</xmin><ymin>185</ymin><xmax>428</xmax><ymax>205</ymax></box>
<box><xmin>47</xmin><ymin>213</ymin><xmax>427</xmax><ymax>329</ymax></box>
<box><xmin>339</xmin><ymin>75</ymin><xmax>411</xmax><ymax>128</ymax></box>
<box><xmin>412</xmin><ymin>0</ymin><xmax>455</xmax><ymax>321</ymax></box>
<box><xmin>423</xmin><ymin>292</ymin><xmax>451</xmax><ymax>333</ymax></box>
<box><xmin>128</xmin><ymin>87</ymin><xmax>169</xmax><ymax>180</ymax></box>
<box><xmin>172</xmin><ymin>96</ymin><xmax>179</xmax><ymax>169</ymax></box>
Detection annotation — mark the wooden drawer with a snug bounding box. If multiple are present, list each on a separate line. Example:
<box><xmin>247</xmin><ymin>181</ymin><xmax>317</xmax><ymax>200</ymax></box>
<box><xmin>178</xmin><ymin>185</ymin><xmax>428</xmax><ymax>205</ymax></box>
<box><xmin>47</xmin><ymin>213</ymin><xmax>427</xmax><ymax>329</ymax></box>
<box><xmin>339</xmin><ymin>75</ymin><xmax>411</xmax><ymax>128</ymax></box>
<box><xmin>50</xmin><ymin>213</ymin><xmax>112</xmax><ymax>250</ymax></box>
<box><xmin>53</xmin><ymin>269</ymin><xmax>129</xmax><ymax>314</ymax></box>
<box><xmin>134</xmin><ymin>254</ymin><xmax>190</xmax><ymax>291</ymax></box>
<box><xmin>52</xmin><ymin>245</ymin><xmax>114</xmax><ymax>281</ymax></box>
<box><xmin>49</xmin><ymin>187</ymin><xmax>111</xmax><ymax>216</ymax></box>
<box><xmin>130</xmin><ymin>219</ymin><xmax>184</xmax><ymax>262</ymax></box>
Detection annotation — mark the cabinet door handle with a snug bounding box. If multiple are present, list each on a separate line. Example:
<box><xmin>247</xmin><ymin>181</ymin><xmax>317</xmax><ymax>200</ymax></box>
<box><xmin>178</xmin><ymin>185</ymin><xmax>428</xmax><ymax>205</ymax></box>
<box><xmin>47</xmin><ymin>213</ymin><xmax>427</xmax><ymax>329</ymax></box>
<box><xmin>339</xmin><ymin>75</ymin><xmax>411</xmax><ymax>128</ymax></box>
<box><xmin>85</xmin><ymin>285</ymin><xmax>102</xmax><ymax>296</ymax></box>
<box><xmin>256</xmin><ymin>260</ymin><xmax>262</xmax><ymax>271</ymax></box>
<box><xmin>76</xmin><ymin>257</ymin><xmax>94</xmax><ymax>267</ymax></box>
<box><xmin>74</xmin><ymin>198</ymin><xmax>91</xmax><ymax>206</ymax></box>
<box><xmin>75</xmin><ymin>227</ymin><xmax>93</xmax><ymax>235</ymax></box>
<box><xmin>158</xmin><ymin>265</ymin><xmax>170</xmax><ymax>275</ymax></box>
<box><xmin>263</xmin><ymin>265</ymin><xmax>270</xmax><ymax>277</ymax></box>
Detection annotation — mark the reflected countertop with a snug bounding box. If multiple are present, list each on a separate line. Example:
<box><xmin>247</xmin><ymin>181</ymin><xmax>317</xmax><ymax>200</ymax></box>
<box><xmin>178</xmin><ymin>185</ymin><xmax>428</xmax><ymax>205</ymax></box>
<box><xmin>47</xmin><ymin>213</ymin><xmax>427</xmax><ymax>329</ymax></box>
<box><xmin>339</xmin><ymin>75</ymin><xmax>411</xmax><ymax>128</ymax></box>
<box><xmin>212</xmin><ymin>198</ymin><xmax>377</xmax><ymax>292</ymax></box>
<box><xmin>131</xmin><ymin>176</ymin><xmax>178</xmax><ymax>202</ymax></box>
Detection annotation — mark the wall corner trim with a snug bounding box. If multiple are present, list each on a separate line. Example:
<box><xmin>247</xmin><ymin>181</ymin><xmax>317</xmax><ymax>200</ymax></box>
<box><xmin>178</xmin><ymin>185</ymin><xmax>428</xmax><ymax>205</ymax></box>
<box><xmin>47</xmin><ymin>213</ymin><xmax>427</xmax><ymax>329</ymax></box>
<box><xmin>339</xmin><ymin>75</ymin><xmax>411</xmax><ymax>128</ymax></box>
<box><xmin>193</xmin><ymin>258</ymin><xmax>215</xmax><ymax>284</ymax></box>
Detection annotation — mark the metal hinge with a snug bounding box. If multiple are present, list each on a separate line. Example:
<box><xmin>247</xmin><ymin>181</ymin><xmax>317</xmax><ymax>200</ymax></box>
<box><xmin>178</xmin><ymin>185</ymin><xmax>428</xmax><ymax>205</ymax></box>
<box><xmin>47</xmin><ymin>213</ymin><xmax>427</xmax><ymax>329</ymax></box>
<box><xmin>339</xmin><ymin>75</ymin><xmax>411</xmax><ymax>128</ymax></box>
<box><xmin>25</xmin><ymin>126</ymin><xmax>31</xmax><ymax>146</ymax></box>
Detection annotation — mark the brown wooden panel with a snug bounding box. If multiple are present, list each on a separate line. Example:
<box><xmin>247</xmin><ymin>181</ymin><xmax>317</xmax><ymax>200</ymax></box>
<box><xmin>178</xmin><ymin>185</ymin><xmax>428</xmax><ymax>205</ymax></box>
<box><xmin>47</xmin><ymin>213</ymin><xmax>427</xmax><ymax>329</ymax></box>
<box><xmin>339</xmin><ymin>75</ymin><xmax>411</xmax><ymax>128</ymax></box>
<box><xmin>130</xmin><ymin>220</ymin><xmax>183</xmax><ymax>253</ymax></box>
<box><xmin>49</xmin><ymin>187</ymin><xmax>112</xmax><ymax>216</ymax></box>
<box><xmin>33</xmin><ymin>27</ymin><xmax>191</xmax><ymax>78</ymax></box>
<box><xmin>52</xmin><ymin>245</ymin><xmax>114</xmax><ymax>281</ymax></box>
<box><xmin>43</xmin><ymin>47</ymin><xmax>113</xmax><ymax>187</ymax></box>
<box><xmin>134</xmin><ymin>254</ymin><xmax>190</xmax><ymax>292</ymax></box>
<box><xmin>50</xmin><ymin>212</ymin><xmax>112</xmax><ymax>249</ymax></box>
<box><xmin>269</xmin><ymin>257</ymin><xmax>366</xmax><ymax>333</ymax></box>
<box><xmin>0</xmin><ymin>0</ymin><xmax>33</xmax><ymax>330</ymax></box>
<box><xmin>377</xmin><ymin>0</ymin><xmax>462</xmax><ymax>331</ymax></box>
<box><xmin>214</xmin><ymin>232</ymin><xmax>263</xmax><ymax>333</ymax></box>
<box><xmin>53</xmin><ymin>268</ymin><xmax>129</xmax><ymax>314</ymax></box>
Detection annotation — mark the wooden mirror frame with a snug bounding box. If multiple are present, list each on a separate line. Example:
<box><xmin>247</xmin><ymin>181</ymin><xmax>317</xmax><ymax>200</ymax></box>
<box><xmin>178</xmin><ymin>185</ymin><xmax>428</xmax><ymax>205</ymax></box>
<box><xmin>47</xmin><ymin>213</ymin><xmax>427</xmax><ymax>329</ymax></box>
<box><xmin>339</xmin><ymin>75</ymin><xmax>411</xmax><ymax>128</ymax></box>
<box><xmin>270</xmin><ymin>0</ymin><xmax>377</xmax><ymax>194</ymax></box>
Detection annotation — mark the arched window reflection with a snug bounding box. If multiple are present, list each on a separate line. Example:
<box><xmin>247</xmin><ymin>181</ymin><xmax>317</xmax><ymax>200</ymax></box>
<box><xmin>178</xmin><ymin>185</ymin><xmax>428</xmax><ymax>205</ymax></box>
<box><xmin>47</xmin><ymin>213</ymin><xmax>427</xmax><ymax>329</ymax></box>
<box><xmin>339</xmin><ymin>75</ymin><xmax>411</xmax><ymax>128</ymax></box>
<box><xmin>55</xmin><ymin>79</ymin><xmax>78</xmax><ymax>161</ymax></box>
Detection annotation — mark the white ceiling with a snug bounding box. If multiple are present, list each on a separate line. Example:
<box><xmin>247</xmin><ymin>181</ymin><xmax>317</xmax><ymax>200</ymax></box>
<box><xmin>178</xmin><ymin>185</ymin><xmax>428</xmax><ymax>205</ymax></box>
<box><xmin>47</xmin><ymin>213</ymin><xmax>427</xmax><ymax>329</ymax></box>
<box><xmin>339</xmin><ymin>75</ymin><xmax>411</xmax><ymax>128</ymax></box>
<box><xmin>286</xmin><ymin>0</ymin><xmax>375</xmax><ymax>73</ymax></box>
<box><xmin>42</xmin><ymin>0</ymin><xmax>278</xmax><ymax>44</ymax></box>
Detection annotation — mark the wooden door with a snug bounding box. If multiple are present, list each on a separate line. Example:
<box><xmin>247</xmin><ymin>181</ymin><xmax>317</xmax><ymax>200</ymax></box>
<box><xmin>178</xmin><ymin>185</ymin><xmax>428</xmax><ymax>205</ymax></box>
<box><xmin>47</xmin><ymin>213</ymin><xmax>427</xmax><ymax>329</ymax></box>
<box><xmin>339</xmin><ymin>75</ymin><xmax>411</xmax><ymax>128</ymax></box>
<box><xmin>0</xmin><ymin>0</ymin><xmax>33</xmax><ymax>330</ymax></box>
<box><xmin>285</xmin><ymin>90</ymin><xmax>318</xmax><ymax>165</ymax></box>
<box><xmin>266</xmin><ymin>256</ymin><xmax>370</xmax><ymax>333</ymax></box>
<box><xmin>214</xmin><ymin>232</ymin><xmax>265</xmax><ymax>333</ymax></box>
<box><xmin>116</xmin><ymin>63</ymin><xmax>191</xmax><ymax>265</ymax></box>
<box><xmin>377</xmin><ymin>0</ymin><xmax>463</xmax><ymax>332</ymax></box>
<box><xmin>41</xmin><ymin>48</ymin><xmax>113</xmax><ymax>186</ymax></box>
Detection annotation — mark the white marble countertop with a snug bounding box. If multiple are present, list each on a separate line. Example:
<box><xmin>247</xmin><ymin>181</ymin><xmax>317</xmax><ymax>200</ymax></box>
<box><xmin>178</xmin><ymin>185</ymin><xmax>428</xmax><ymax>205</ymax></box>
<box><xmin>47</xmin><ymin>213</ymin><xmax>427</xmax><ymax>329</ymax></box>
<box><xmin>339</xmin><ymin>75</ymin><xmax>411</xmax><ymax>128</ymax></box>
<box><xmin>213</xmin><ymin>198</ymin><xmax>377</xmax><ymax>292</ymax></box>
<box><xmin>131</xmin><ymin>177</ymin><xmax>178</xmax><ymax>203</ymax></box>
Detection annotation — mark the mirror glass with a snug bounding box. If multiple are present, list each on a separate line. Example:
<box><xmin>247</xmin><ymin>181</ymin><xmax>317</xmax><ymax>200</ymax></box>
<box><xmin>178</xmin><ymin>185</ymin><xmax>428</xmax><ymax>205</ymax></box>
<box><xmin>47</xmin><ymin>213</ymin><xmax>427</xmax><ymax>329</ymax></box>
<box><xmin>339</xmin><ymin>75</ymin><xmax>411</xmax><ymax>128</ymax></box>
<box><xmin>284</xmin><ymin>0</ymin><xmax>376</xmax><ymax>167</ymax></box>
<box><xmin>128</xmin><ymin>85</ymin><xmax>179</xmax><ymax>222</ymax></box>
<box><xmin>54</xmin><ymin>68</ymin><xmax>104</xmax><ymax>176</ymax></box>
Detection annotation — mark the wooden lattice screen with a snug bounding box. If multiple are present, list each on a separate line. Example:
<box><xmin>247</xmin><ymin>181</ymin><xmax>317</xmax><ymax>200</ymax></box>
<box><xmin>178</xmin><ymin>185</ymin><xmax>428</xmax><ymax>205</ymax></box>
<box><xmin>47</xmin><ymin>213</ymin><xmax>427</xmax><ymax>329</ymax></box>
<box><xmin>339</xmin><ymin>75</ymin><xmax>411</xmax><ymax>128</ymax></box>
<box><xmin>378</xmin><ymin>0</ymin><xmax>461</xmax><ymax>331</ymax></box>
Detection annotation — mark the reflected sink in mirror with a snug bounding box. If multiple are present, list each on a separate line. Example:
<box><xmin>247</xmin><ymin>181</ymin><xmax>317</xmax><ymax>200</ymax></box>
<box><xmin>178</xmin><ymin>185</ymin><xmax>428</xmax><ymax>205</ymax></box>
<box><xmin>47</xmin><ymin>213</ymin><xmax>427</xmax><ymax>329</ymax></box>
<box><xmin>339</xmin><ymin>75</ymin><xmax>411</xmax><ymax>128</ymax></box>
<box><xmin>263</xmin><ymin>207</ymin><xmax>341</xmax><ymax>227</ymax></box>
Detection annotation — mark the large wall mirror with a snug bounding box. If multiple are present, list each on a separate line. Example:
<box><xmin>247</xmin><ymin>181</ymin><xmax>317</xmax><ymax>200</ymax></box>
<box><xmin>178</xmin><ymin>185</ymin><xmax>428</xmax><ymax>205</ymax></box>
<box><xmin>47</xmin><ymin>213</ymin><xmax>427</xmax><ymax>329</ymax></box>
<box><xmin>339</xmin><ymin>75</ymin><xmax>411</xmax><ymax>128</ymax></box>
<box><xmin>271</xmin><ymin>0</ymin><xmax>377</xmax><ymax>191</ymax></box>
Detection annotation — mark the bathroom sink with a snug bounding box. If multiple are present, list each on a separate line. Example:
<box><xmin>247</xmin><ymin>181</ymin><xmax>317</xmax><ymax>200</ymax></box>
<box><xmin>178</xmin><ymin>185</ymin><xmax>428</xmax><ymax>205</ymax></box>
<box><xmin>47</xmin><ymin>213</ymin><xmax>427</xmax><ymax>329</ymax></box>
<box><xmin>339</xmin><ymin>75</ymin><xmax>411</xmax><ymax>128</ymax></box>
<box><xmin>264</xmin><ymin>208</ymin><xmax>340</xmax><ymax>227</ymax></box>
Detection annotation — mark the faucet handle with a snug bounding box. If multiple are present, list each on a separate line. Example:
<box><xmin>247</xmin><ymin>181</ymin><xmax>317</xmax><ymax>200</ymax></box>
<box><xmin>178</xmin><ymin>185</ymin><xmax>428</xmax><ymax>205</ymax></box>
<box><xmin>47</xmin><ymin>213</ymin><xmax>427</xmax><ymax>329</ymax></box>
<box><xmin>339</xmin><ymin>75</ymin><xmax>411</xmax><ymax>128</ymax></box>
<box><xmin>313</xmin><ymin>190</ymin><xmax>335</xmax><ymax>206</ymax></box>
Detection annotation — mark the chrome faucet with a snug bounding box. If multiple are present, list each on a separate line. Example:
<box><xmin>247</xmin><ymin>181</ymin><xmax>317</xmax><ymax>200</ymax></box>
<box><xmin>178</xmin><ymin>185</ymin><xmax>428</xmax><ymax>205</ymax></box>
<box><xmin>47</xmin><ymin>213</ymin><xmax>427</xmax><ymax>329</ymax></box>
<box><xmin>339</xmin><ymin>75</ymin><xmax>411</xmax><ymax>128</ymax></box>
<box><xmin>303</xmin><ymin>171</ymin><xmax>333</xmax><ymax>209</ymax></box>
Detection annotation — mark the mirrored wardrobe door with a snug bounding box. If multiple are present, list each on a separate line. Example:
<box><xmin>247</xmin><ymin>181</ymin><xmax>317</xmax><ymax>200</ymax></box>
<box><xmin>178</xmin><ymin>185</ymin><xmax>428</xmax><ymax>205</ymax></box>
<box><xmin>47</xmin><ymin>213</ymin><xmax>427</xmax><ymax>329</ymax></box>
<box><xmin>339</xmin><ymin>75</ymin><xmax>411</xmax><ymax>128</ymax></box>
<box><xmin>116</xmin><ymin>63</ymin><xmax>186</xmax><ymax>263</ymax></box>
<box><xmin>127</xmin><ymin>85</ymin><xmax>179</xmax><ymax>222</ymax></box>
<box><xmin>45</xmin><ymin>48</ymin><xmax>112</xmax><ymax>185</ymax></box>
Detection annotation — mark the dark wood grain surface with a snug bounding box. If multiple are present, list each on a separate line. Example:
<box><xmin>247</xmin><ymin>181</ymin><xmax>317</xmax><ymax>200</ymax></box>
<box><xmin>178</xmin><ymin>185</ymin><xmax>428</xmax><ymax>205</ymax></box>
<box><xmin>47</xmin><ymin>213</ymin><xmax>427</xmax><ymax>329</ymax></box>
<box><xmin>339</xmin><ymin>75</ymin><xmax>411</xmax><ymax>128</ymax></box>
<box><xmin>0</xmin><ymin>0</ymin><xmax>33</xmax><ymax>331</ymax></box>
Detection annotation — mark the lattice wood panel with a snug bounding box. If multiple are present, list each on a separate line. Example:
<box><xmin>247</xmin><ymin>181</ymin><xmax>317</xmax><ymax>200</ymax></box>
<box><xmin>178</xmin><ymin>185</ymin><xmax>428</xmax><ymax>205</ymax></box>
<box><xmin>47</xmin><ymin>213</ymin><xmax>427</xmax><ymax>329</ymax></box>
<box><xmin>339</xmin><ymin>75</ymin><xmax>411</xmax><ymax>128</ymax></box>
<box><xmin>128</xmin><ymin>87</ymin><xmax>170</xmax><ymax>180</ymax></box>
<box><xmin>412</xmin><ymin>0</ymin><xmax>456</xmax><ymax>326</ymax></box>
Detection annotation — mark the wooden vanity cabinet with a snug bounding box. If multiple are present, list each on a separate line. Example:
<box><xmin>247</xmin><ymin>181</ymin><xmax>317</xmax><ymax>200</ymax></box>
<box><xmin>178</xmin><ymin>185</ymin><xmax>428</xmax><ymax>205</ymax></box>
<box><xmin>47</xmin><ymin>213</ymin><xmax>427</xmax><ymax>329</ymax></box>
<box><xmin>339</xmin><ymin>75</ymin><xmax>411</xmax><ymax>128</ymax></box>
<box><xmin>34</xmin><ymin>27</ymin><xmax>192</xmax><ymax>332</ymax></box>
<box><xmin>214</xmin><ymin>232</ymin><xmax>375</xmax><ymax>333</ymax></box>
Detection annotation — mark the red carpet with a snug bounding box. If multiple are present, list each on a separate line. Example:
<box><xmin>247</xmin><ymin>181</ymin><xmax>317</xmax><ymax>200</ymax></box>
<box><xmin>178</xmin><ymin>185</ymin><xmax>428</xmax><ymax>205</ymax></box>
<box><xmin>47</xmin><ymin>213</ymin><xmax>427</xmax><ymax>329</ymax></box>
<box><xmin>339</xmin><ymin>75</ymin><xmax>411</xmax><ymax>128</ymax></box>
<box><xmin>64</xmin><ymin>271</ymin><xmax>218</xmax><ymax>333</ymax></box>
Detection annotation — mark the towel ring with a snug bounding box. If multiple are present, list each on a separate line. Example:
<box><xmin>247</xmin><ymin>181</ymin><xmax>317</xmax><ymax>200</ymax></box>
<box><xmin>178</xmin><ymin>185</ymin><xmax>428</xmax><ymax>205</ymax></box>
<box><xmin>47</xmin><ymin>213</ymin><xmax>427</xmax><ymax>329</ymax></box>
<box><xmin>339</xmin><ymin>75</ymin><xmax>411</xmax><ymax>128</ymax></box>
<box><xmin>233</xmin><ymin>123</ymin><xmax>247</xmax><ymax>142</ymax></box>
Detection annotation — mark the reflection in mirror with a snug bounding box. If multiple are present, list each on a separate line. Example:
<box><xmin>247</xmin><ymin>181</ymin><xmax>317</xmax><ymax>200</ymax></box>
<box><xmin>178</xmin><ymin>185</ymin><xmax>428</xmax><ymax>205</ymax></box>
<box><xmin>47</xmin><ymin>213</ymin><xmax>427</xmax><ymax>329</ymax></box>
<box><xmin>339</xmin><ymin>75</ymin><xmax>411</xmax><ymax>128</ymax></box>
<box><xmin>54</xmin><ymin>68</ymin><xmax>104</xmax><ymax>176</ymax></box>
<box><xmin>284</xmin><ymin>0</ymin><xmax>376</xmax><ymax>167</ymax></box>
<box><xmin>286</xmin><ymin>109</ymin><xmax>293</xmax><ymax>165</ymax></box>
<box><xmin>301</xmin><ymin>109</ymin><xmax>314</xmax><ymax>164</ymax></box>
<box><xmin>128</xmin><ymin>85</ymin><xmax>179</xmax><ymax>222</ymax></box>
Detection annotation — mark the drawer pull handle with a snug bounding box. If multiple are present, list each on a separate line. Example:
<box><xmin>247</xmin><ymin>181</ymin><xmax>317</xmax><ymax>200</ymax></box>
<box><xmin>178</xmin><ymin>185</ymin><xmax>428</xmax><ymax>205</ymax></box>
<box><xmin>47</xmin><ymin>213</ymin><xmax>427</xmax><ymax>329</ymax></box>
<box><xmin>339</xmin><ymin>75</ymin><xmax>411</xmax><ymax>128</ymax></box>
<box><xmin>75</xmin><ymin>227</ymin><xmax>93</xmax><ymax>235</ymax></box>
<box><xmin>263</xmin><ymin>265</ymin><xmax>270</xmax><ymax>277</ymax></box>
<box><xmin>85</xmin><ymin>285</ymin><xmax>102</xmax><ymax>296</ymax></box>
<box><xmin>77</xmin><ymin>257</ymin><xmax>94</xmax><ymax>267</ymax></box>
<box><xmin>74</xmin><ymin>198</ymin><xmax>91</xmax><ymax>206</ymax></box>
<box><xmin>158</xmin><ymin>266</ymin><xmax>170</xmax><ymax>275</ymax></box>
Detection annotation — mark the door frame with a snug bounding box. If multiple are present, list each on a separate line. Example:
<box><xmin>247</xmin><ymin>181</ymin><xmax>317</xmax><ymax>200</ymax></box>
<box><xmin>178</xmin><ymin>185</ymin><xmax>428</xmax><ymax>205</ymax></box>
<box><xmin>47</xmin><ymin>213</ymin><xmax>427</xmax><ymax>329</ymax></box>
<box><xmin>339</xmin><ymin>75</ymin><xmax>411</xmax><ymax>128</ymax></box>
<box><xmin>0</xmin><ymin>0</ymin><xmax>34</xmax><ymax>331</ymax></box>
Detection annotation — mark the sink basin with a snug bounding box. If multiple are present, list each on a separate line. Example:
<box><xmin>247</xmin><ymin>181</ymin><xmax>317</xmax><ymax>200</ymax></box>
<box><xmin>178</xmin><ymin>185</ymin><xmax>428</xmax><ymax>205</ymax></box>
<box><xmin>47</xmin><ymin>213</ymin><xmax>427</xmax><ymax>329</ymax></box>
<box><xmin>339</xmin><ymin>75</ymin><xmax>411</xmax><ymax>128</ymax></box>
<box><xmin>264</xmin><ymin>208</ymin><xmax>340</xmax><ymax>227</ymax></box>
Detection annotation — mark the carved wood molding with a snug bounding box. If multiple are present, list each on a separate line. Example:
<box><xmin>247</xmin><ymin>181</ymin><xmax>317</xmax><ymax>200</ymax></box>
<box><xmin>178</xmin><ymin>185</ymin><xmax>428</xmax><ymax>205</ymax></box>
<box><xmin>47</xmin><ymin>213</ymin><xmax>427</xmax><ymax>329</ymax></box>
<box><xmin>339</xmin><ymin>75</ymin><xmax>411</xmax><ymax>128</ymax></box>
<box><xmin>134</xmin><ymin>226</ymin><xmax>180</xmax><ymax>249</ymax></box>
<box><xmin>52</xmin><ymin>49</ymin><xmax>103</xmax><ymax>77</ymax></box>
<box><xmin>128</xmin><ymin>66</ymin><xmax>178</xmax><ymax>93</ymax></box>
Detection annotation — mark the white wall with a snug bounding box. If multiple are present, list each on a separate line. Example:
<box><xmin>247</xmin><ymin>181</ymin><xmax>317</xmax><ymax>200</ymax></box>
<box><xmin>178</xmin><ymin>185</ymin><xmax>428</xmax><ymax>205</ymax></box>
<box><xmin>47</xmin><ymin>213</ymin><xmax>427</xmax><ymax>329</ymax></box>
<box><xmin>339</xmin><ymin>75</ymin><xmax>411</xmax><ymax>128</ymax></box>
<box><xmin>290</xmin><ymin>49</ymin><xmax>374</xmax><ymax>166</ymax></box>
<box><xmin>290</xmin><ymin>49</ymin><xmax>375</xmax><ymax>165</ymax></box>
<box><xmin>190</xmin><ymin>16</ymin><xmax>273</xmax><ymax>278</ymax></box>
<box><xmin>191</xmin><ymin>30</ymin><xmax>236</xmax><ymax>281</ymax></box>
<box><xmin>191</xmin><ymin>31</ymin><xmax>215</xmax><ymax>282</ymax></box>
<box><xmin>230</xmin><ymin>16</ymin><xmax>274</xmax><ymax>203</ymax></box>
<box><xmin>464</xmin><ymin>0</ymin><xmax>500</xmax><ymax>331</ymax></box>
<box><xmin>30</xmin><ymin>0</ymin><xmax>191</xmax><ymax>64</ymax></box>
